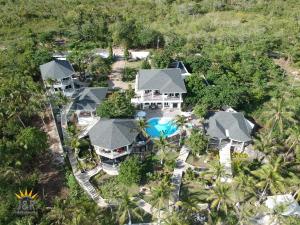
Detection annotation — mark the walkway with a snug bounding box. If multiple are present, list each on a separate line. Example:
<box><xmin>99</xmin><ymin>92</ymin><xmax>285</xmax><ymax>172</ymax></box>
<box><xmin>169</xmin><ymin>145</ymin><xmax>190</xmax><ymax>210</ymax></box>
<box><xmin>108</xmin><ymin>48</ymin><xmax>134</xmax><ymax>90</ymax></box>
<box><xmin>219</xmin><ymin>143</ymin><xmax>233</xmax><ymax>183</ymax></box>
<box><xmin>67</xmin><ymin>147</ymin><xmax>107</xmax><ymax>207</ymax></box>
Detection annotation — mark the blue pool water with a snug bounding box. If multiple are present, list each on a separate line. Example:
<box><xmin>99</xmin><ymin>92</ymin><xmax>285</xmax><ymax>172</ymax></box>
<box><xmin>146</xmin><ymin>117</ymin><xmax>178</xmax><ymax>138</ymax></box>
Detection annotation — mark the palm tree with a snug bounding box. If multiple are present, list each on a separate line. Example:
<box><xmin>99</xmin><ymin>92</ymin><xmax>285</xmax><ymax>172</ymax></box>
<box><xmin>174</xmin><ymin>115</ymin><xmax>185</xmax><ymax>146</ymax></box>
<box><xmin>205</xmin><ymin>160</ymin><xmax>226</xmax><ymax>181</ymax></box>
<box><xmin>284</xmin><ymin>125</ymin><xmax>300</xmax><ymax>160</ymax></box>
<box><xmin>135</xmin><ymin>118</ymin><xmax>149</xmax><ymax>139</ymax></box>
<box><xmin>253</xmin><ymin>131</ymin><xmax>280</xmax><ymax>159</ymax></box>
<box><xmin>163</xmin><ymin>211</ymin><xmax>189</xmax><ymax>225</ymax></box>
<box><xmin>150</xmin><ymin>181</ymin><xmax>173</xmax><ymax>225</ymax></box>
<box><xmin>116</xmin><ymin>190</ymin><xmax>143</xmax><ymax>225</ymax></box>
<box><xmin>153</xmin><ymin>135</ymin><xmax>173</xmax><ymax>165</ymax></box>
<box><xmin>250</xmin><ymin>156</ymin><xmax>285</xmax><ymax>202</ymax></box>
<box><xmin>261</xmin><ymin>98</ymin><xmax>296</xmax><ymax>136</ymax></box>
<box><xmin>207</xmin><ymin>181</ymin><xmax>234</xmax><ymax>214</ymax></box>
<box><xmin>70</xmin><ymin>137</ymin><xmax>81</xmax><ymax>158</ymax></box>
<box><xmin>176</xmin><ymin>187</ymin><xmax>205</xmax><ymax>220</ymax></box>
<box><xmin>46</xmin><ymin>199</ymin><xmax>72</xmax><ymax>224</ymax></box>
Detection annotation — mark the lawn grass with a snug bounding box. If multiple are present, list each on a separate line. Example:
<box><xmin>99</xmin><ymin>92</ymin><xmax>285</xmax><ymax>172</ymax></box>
<box><xmin>125</xmin><ymin>60</ymin><xmax>143</xmax><ymax>69</ymax></box>
<box><xmin>186</xmin><ymin>154</ymin><xmax>208</xmax><ymax>167</ymax></box>
<box><xmin>91</xmin><ymin>171</ymin><xmax>140</xmax><ymax>199</ymax></box>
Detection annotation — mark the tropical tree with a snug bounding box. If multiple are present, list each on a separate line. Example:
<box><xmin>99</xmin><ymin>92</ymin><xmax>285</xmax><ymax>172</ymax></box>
<box><xmin>253</xmin><ymin>131</ymin><xmax>280</xmax><ymax>157</ymax></box>
<box><xmin>250</xmin><ymin>156</ymin><xmax>286</xmax><ymax>201</ymax></box>
<box><xmin>116</xmin><ymin>190</ymin><xmax>143</xmax><ymax>225</ymax></box>
<box><xmin>284</xmin><ymin>125</ymin><xmax>300</xmax><ymax>160</ymax></box>
<box><xmin>16</xmin><ymin>127</ymin><xmax>48</xmax><ymax>160</ymax></box>
<box><xmin>87</xmin><ymin>57</ymin><xmax>111</xmax><ymax>78</ymax></box>
<box><xmin>186</xmin><ymin>129</ymin><xmax>208</xmax><ymax>156</ymax></box>
<box><xmin>207</xmin><ymin>181</ymin><xmax>234</xmax><ymax>214</ymax></box>
<box><xmin>174</xmin><ymin>115</ymin><xmax>185</xmax><ymax>146</ymax></box>
<box><xmin>163</xmin><ymin>211</ymin><xmax>189</xmax><ymax>225</ymax></box>
<box><xmin>153</xmin><ymin>135</ymin><xmax>173</xmax><ymax>165</ymax></box>
<box><xmin>261</xmin><ymin>98</ymin><xmax>296</xmax><ymax>136</ymax></box>
<box><xmin>205</xmin><ymin>161</ymin><xmax>226</xmax><ymax>181</ymax></box>
<box><xmin>96</xmin><ymin>91</ymin><xmax>135</xmax><ymax>118</ymax></box>
<box><xmin>150</xmin><ymin>181</ymin><xmax>173</xmax><ymax>225</ymax></box>
<box><xmin>46</xmin><ymin>199</ymin><xmax>72</xmax><ymax>224</ymax></box>
<box><xmin>135</xmin><ymin>118</ymin><xmax>149</xmax><ymax>138</ymax></box>
<box><xmin>118</xmin><ymin>156</ymin><xmax>142</xmax><ymax>186</ymax></box>
<box><xmin>176</xmin><ymin>187</ymin><xmax>203</xmax><ymax>220</ymax></box>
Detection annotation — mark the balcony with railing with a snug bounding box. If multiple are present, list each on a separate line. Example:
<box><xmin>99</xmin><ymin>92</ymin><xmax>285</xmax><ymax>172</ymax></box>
<box><xmin>142</xmin><ymin>92</ymin><xmax>182</xmax><ymax>102</ymax></box>
<box><xmin>95</xmin><ymin>146</ymin><xmax>132</xmax><ymax>159</ymax></box>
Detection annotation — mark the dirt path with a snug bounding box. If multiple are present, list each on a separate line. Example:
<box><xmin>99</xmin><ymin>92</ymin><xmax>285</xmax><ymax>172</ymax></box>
<box><xmin>36</xmin><ymin>108</ymin><xmax>68</xmax><ymax>204</ymax></box>
<box><xmin>108</xmin><ymin>48</ymin><xmax>134</xmax><ymax>90</ymax></box>
<box><xmin>273</xmin><ymin>58</ymin><xmax>300</xmax><ymax>86</ymax></box>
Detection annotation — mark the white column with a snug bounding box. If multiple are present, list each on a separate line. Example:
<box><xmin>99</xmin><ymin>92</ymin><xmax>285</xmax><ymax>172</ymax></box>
<box><xmin>241</xmin><ymin>142</ymin><xmax>245</xmax><ymax>150</ymax></box>
<box><xmin>60</xmin><ymin>79</ymin><xmax>65</xmax><ymax>94</ymax></box>
<box><xmin>126</xmin><ymin>145</ymin><xmax>129</xmax><ymax>153</ymax></box>
<box><xmin>141</xmin><ymin>91</ymin><xmax>145</xmax><ymax>101</ymax></box>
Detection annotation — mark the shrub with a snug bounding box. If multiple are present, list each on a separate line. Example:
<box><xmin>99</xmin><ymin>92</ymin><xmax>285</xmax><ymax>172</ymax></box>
<box><xmin>118</xmin><ymin>156</ymin><xmax>142</xmax><ymax>186</ymax></box>
<box><xmin>122</xmin><ymin>67</ymin><xmax>137</xmax><ymax>81</ymax></box>
<box><xmin>186</xmin><ymin>129</ymin><xmax>208</xmax><ymax>156</ymax></box>
<box><xmin>96</xmin><ymin>91</ymin><xmax>135</xmax><ymax>118</ymax></box>
<box><xmin>141</xmin><ymin>60</ymin><xmax>151</xmax><ymax>69</ymax></box>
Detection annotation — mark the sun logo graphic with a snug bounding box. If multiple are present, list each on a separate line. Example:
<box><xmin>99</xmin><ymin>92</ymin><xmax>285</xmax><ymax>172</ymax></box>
<box><xmin>15</xmin><ymin>189</ymin><xmax>38</xmax><ymax>215</ymax></box>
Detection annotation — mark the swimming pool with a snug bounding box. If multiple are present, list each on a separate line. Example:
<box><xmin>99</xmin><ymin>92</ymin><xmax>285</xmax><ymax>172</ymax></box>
<box><xmin>146</xmin><ymin>117</ymin><xmax>178</xmax><ymax>138</ymax></box>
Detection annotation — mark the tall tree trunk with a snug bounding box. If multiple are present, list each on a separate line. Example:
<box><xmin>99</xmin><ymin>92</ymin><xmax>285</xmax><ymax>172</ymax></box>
<box><xmin>127</xmin><ymin>210</ymin><xmax>132</xmax><ymax>225</ymax></box>
<box><xmin>283</xmin><ymin>140</ymin><xmax>296</xmax><ymax>162</ymax></box>
<box><xmin>17</xmin><ymin>115</ymin><xmax>26</xmax><ymax>128</ymax></box>
<box><xmin>259</xmin><ymin>182</ymin><xmax>269</xmax><ymax>203</ymax></box>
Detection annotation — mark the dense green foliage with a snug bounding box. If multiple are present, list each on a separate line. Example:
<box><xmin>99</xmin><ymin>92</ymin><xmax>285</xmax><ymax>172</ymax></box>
<box><xmin>118</xmin><ymin>156</ymin><xmax>142</xmax><ymax>186</ymax></box>
<box><xmin>96</xmin><ymin>91</ymin><xmax>135</xmax><ymax>118</ymax></box>
<box><xmin>122</xmin><ymin>67</ymin><xmax>137</xmax><ymax>81</ymax></box>
<box><xmin>186</xmin><ymin>129</ymin><xmax>208</xmax><ymax>155</ymax></box>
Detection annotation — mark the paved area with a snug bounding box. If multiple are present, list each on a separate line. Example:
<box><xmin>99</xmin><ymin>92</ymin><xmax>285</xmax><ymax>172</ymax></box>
<box><xmin>169</xmin><ymin>145</ymin><xmax>190</xmax><ymax>210</ymax></box>
<box><xmin>144</xmin><ymin>108</ymin><xmax>182</xmax><ymax>119</ymax></box>
<box><xmin>219</xmin><ymin>143</ymin><xmax>233</xmax><ymax>183</ymax></box>
<box><xmin>134</xmin><ymin>197</ymin><xmax>160</xmax><ymax>216</ymax></box>
<box><xmin>78</xmin><ymin>118</ymin><xmax>99</xmax><ymax>138</ymax></box>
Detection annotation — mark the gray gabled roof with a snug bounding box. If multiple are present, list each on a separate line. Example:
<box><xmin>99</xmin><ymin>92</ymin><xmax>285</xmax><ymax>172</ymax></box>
<box><xmin>71</xmin><ymin>87</ymin><xmax>108</xmax><ymax>111</ymax></box>
<box><xmin>88</xmin><ymin>119</ymin><xmax>139</xmax><ymax>150</ymax></box>
<box><xmin>40</xmin><ymin>60</ymin><xmax>75</xmax><ymax>80</ymax></box>
<box><xmin>206</xmin><ymin>111</ymin><xmax>253</xmax><ymax>142</ymax></box>
<box><xmin>137</xmin><ymin>68</ymin><xmax>187</xmax><ymax>93</ymax></box>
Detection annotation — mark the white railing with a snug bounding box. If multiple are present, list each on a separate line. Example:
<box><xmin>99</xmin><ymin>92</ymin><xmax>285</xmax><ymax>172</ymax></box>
<box><xmin>95</xmin><ymin>148</ymin><xmax>131</xmax><ymax>159</ymax></box>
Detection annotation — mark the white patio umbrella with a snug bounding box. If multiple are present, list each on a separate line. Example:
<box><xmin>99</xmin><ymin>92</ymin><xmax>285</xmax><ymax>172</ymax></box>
<box><xmin>137</xmin><ymin>111</ymin><xmax>146</xmax><ymax>118</ymax></box>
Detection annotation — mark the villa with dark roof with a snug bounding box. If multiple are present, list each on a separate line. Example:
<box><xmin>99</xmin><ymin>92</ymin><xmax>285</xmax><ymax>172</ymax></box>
<box><xmin>206</xmin><ymin>110</ymin><xmax>255</xmax><ymax>149</ymax></box>
<box><xmin>40</xmin><ymin>59</ymin><xmax>75</xmax><ymax>96</ymax></box>
<box><xmin>88</xmin><ymin>119</ymin><xmax>148</xmax><ymax>173</ymax></box>
<box><xmin>70</xmin><ymin>87</ymin><xmax>108</xmax><ymax>125</ymax></box>
<box><xmin>131</xmin><ymin>68</ymin><xmax>187</xmax><ymax>109</ymax></box>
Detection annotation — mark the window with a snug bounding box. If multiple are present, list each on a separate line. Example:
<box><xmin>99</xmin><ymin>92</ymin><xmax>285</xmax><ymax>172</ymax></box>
<box><xmin>65</xmin><ymin>85</ymin><xmax>72</xmax><ymax>89</ymax></box>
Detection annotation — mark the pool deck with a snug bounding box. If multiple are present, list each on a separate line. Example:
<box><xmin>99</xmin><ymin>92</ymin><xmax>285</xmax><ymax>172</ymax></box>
<box><xmin>144</xmin><ymin>108</ymin><xmax>182</xmax><ymax>119</ymax></box>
